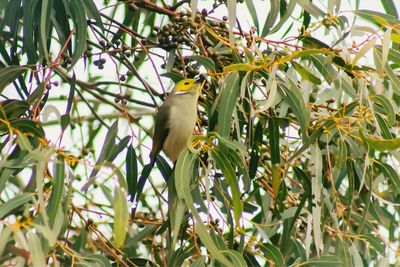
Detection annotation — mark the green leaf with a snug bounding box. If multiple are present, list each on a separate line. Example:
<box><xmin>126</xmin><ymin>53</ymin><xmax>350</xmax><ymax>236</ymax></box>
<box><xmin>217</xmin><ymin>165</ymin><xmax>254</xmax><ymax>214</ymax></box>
<box><xmin>0</xmin><ymin>193</ymin><xmax>33</xmax><ymax>219</ymax></box>
<box><xmin>263</xmin><ymin>243</ymin><xmax>285</xmax><ymax>266</ymax></box>
<box><xmin>218</xmin><ymin>72</ymin><xmax>240</xmax><ymax>137</ymax></box>
<box><xmin>245</xmin><ymin>0</ymin><xmax>259</xmax><ymax>34</ymax></box>
<box><xmin>0</xmin><ymin>226</ymin><xmax>11</xmax><ymax>255</ymax></box>
<box><xmin>213</xmin><ymin>132</ymin><xmax>247</xmax><ymax>155</ymax></box>
<box><xmin>362</xmin><ymin>233</ymin><xmax>385</xmax><ymax>255</ymax></box>
<box><xmin>261</xmin><ymin>0</ymin><xmax>279</xmax><ymax>37</ymax></box>
<box><xmin>27</xmin><ymin>231</ymin><xmax>46</xmax><ymax>267</ymax></box>
<box><xmin>224</xmin><ymin>63</ymin><xmax>260</xmax><ymax>72</ymax></box>
<box><xmin>113</xmin><ymin>187</ymin><xmax>129</xmax><ymax>247</ymax></box>
<box><xmin>270</xmin><ymin>0</ymin><xmax>296</xmax><ymax>34</ymax></box>
<box><xmin>189</xmin><ymin>55</ymin><xmax>216</xmax><ymax>71</ymax></box>
<box><xmin>69</xmin><ymin>0</ymin><xmax>88</xmax><ymax>67</ymax></box>
<box><xmin>371</xmin><ymin>95</ymin><xmax>395</xmax><ymax>126</ymax></box>
<box><xmin>0</xmin><ymin>66</ymin><xmax>28</xmax><ymax>92</ymax></box>
<box><xmin>352</xmin><ymin>37</ymin><xmax>377</xmax><ymax>65</ymax></box>
<box><xmin>375</xmin><ymin>113</ymin><xmax>392</xmax><ymax>139</ymax></box>
<box><xmin>189</xmin><ymin>256</ymin><xmax>206</xmax><ymax>267</ymax></box>
<box><xmin>160</xmin><ymin>72</ymin><xmax>185</xmax><ymax>83</ymax></box>
<box><xmin>303</xmin><ymin>255</ymin><xmax>342</xmax><ymax>266</ymax></box>
<box><xmin>290</xmin><ymin>102</ymin><xmax>358</xmax><ymax>161</ymax></box>
<box><xmin>0</xmin><ymin>100</ymin><xmax>30</xmax><ymax>120</ymax></box>
<box><xmin>22</xmin><ymin>0</ymin><xmax>39</xmax><ymax>63</ymax></box>
<box><xmin>384</xmin><ymin>62</ymin><xmax>400</xmax><ymax>95</ymax></box>
<box><xmin>170</xmin><ymin>197</ymin><xmax>186</xmax><ymax>252</ymax></box>
<box><xmin>223</xmin><ymin>250</ymin><xmax>247</xmax><ymax>267</ymax></box>
<box><xmin>169</xmin><ymin>246</ymin><xmax>196</xmax><ymax>267</ymax></box>
<box><xmin>52</xmin><ymin>0</ymin><xmax>72</xmax><ymax>55</ymax></box>
<box><xmin>228</xmin><ymin>148</ymin><xmax>251</xmax><ymax>192</ymax></box>
<box><xmin>336</xmin><ymin>138</ymin><xmax>347</xmax><ymax>169</ymax></box>
<box><xmin>356</xmin><ymin>10</ymin><xmax>399</xmax><ymax>27</ymax></box>
<box><xmin>297</xmin><ymin>0</ymin><xmax>326</xmax><ymax>18</ymax></box>
<box><xmin>387</xmin><ymin>47</ymin><xmax>400</xmax><ymax>65</ymax></box>
<box><xmin>309</xmin><ymin>55</ymin><xmax>338</xmax><ymax>84</ymax></box>
<box><xmin>227</xmin><ymin>0</ymin><xmax>236</xmax><ymax>44</ymax></box>
<box><xmin>175</xmin><ymin>149</ymin><xmax>231</xmax><ymax>265</ymax></box>
<box><xmin>126</xmin><ymin>145</ymin><xmax>138</xmax><ymax>200</ymax></box>
<box><xmin>47</xmin><ymin>155</ymin><xmax>65</xmax><ymax>228</ymax></box>
<box><xmin>61</xmin><ymin>76</ymin><xmax>75</xmax><ymax>131</ymax></box>
<box><xmin>381</xmin><ymin>0</ymin><xmax>398</xmax><ymax>18</ymax></box>
<box><xmin>280</xmin><ymin>74</ymin><xmax>310</xmax><ymax>139</ymax></box>
<box><xmin>292</xmin><ymin>61</ymin><xmax>321</xmax><ymax>85</ymax></box>
<box><xmin>83</xmin><ymin>121</ymin><xmax>130</xmax><ymax>191</ymax></box>
<box><xmin>376</xmin><ymin>162</ymin><xmax>400</xmax><ymax>194</ymax></box>
<box><xmin>84</xmin><ymin>254</ymin><xmax>113</xmax><ymax>267</ymax></box>
<box><xmin>211</xmin><ymin>148</ymin><xmax>243</xmax><ymax>225</ymax></box>
<box><xmin>81</xmin><ymin>0</ymin><xmax>104</xmax><ymax>31</ymax></box>
<box><xmin>0</xmin><ymin>119</ymin><xmax>45</xmax><ymax>138</ymax></box>
<box><xmin>39</xmin><ymin>0</ymin><xmax>53</xmax><ymax>61</ymax></box>
<box><xmin>361</xmin><ymin>133</ymin><xmax>400</xmax><ymax>151</ymax></box>
<box><xmin>269</xmin><ymin>117</ymin><xmax>280</xmax><ymax>187</ymax></box>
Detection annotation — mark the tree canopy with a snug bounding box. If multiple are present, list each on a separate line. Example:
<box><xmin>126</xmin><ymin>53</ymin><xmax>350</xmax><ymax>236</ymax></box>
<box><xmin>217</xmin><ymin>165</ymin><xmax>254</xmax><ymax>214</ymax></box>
<box><xmin>1</xmin><ymin>0</ymin><xmax>400</xmax><ymax>266</ymax></box>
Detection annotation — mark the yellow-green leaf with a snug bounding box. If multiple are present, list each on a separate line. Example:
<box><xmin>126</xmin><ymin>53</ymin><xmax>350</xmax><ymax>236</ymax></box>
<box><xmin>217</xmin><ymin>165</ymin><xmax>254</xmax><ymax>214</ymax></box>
<box><xmin>113</xmin><ymin>187</ymin><xmax>129</xmax><ymax>247</ymax></box>
<box><xmin>224</xmin><ymin>63</ymin><xmax>260</xmax><ymax>72</ymax></box>
<box><xmin>361</xmin><ymin>132</ymin><xmax>400</xmax><ymax>151</ymax></box>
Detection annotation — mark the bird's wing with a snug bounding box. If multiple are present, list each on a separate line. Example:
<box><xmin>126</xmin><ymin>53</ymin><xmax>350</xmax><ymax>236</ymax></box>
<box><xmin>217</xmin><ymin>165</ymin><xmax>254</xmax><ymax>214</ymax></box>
<box><xmin>150</xmin><ymin>99</ymin><xmax>171</xmax><ymax>165</ymax></box>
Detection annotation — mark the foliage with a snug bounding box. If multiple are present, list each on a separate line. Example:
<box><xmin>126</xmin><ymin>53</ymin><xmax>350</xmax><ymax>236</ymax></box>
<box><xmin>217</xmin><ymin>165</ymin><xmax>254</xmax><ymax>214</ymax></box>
<box><xmin>1</xmin><ymin>0</ymin><xmax>400</xmax><ymax>266</ymax></box>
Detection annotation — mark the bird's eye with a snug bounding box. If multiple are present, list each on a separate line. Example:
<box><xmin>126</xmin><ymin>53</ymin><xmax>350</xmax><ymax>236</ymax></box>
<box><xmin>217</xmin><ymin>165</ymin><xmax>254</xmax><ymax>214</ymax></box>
<box><xmin>184</xmin><ymin>82</ymin><xmax>190</xmax><ymax>85</ymax></box>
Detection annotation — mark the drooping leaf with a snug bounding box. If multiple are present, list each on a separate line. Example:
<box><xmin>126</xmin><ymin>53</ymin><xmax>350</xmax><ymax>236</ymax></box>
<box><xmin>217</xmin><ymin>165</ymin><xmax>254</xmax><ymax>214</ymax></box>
<box><xmin>218</xmin><ymin>72</ymin><xmax>240</xmax><ymax>137</ymax></box>
<box><xmin>361</xmin><ymin>132</ymin><xmax>400</xmax><ymax>151</ymax></box>
<box><xmin>0</xmin><ymin>193</ymin><xmax>33</xmax><ymax>219</ymax></box>
<box><xmin>68</xmin><ymin>0</ymin><xmax>88</xmax><ymax>67</ymax></box>
<box><xmin>113</xmin><ymin>187</ymin><xmax>129</xmax><ymax>247</ymax></box>
<box><xmin>175</xmin><ymin>149</ymin><xmax>231</xmax><ymax>265</ymax></box>
<box><xmin>292</xmin><ymin>61</ymin><xmax>321</xmax><ymax>85</ymax></box>
<box><xmin>0</xmin><ymin>119</ymin><xmax>45</xmax><ymax>138</ymax></box>
<box><xmin>0</xmin><ymin>65</ymin><xmax>28</xmax><ymax>92</ymax></box>
<box><xmin>189</xmin><ymin>55</ymin><xmax>216</xmax><ymax>71</ymax></box>
<box><xmin>261</xmin><ymin>0</ymin><xmax>279</xmax><ymax>37</ymax></box>
<box><xmin>280</xmin><ymin>74</ymin><xmax>310</xmax><ymax>139</ymax></box>
<box><xmin>81</xmin><ymin>0</ymin><xmax>104</xmax><ymax>31</ymax></box>
<box><xmin>126</xmin><ymin>145</ymin><xmax>138</xmax><ymax>200</ymax></box>
<box><xmin>211</xmin><ymin>148</ymin><xmax>243</xmax><ymax>226</ymax></box>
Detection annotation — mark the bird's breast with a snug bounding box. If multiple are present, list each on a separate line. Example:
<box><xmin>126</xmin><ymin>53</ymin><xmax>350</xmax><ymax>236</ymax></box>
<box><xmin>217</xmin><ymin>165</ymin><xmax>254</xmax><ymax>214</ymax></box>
<box><xmin>163</xmin><ymin>95</ymin><xmax>198</xmax><ymax>161</ymax></box>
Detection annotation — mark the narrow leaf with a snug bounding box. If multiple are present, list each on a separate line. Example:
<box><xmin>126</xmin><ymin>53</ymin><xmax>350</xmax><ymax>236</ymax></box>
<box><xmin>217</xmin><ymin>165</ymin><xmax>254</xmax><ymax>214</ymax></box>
<box><xmin>175</xmin><ymin>150</ymin><xmax>231</xmax><ymax>265</ymax></box>
<box><xmin>292</xmin><ymin>61</ymin><xmax>322</xmax><ymax>84</ymax></box>
<box><xmin>0</xmin><ymin>66</ymin><xmax>28</xmax><ymax>92</ymax></box>
<box><xmin>227</xmin><ymin>0</ymin><xmax>237</xmax><ymax>44</ymax></box>
<box><xmin>113</xmin><ymin>187</ymin><xmax>129</xmax><ymax>247</ymax></box>
<box><xmin>211</xmin><ymin>149</ymin><xmax>243</xmax><ymax>225</ymax></box>
<box><xmin>280</xmin><ymin>74</ymin><xmax>310</xmax><ymax>139</ymax></box>
<box><xmin>218</xmin><ymin>72</ymin><xmax>240</xmax><ymax>137</ymax></box>
<box><xmin>69</xmin><ymin>0</ymin><xmax>88</xmax><ymax>67</ymax></box>
<box><xmin>126</xmin><ymin>145</ymin><xmax>138</xmax><ymax>199</ymax></box>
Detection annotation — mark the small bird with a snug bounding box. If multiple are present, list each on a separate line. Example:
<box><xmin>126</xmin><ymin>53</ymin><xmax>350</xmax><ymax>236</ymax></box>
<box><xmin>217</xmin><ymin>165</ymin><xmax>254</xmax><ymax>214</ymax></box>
<box><xmin>150</xmin><ymin>78</ymin><xmax>203</xmax><ymax>166</ymax></box>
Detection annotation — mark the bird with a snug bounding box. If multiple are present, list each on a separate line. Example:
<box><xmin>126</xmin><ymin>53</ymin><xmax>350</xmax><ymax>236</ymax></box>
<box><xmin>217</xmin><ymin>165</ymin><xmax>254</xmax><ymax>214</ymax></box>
<box><xmin>150</xmin><ymin>77</ymin><xmax>203</xmax><ymax>166</ymax></box>
<box><xmin>131</xmin><ymin>77</ymin><xmax>203</xmax><ymax>205</ymax></box>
